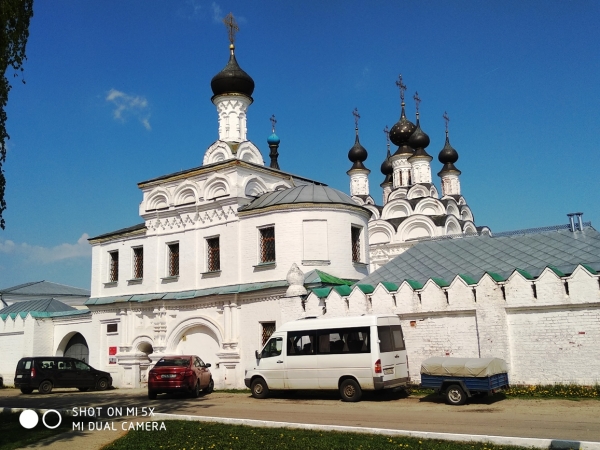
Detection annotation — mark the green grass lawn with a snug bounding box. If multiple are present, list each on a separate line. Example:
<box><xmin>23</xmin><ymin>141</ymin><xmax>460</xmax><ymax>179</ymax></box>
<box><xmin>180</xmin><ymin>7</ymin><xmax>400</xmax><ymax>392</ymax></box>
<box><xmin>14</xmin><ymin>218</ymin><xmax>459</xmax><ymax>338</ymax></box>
<box><xmin>103</xmin><ymin>421</ymin><xmax>531</xmax><ymax>450</ymax></box>
<box><xmin>0</xmin><ymin>412</ymin><xmax>76</xmax><ymax>450</ymax></box>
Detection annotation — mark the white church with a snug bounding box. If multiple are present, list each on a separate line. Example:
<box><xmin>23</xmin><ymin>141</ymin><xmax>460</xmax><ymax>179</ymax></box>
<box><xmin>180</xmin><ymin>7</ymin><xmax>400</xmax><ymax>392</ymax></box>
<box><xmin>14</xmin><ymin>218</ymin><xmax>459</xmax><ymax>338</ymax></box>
<box><xmin>1</xmin><ymin>17</ymin><xmax>599</xmax><ymax>389</ymax></box>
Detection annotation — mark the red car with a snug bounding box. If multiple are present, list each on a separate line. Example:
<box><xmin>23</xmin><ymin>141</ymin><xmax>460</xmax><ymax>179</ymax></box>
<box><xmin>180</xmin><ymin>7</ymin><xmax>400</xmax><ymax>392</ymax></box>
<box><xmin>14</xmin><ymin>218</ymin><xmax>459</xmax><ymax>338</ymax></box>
<box><xmin>148</xmin><ymin>355</ymin><xmax>214</xmax><ymax>399</ymax></box>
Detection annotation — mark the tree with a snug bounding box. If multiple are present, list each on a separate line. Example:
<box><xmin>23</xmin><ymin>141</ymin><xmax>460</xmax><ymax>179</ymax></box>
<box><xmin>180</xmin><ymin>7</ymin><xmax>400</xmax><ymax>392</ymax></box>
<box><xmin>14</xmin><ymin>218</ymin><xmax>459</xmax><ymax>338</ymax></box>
<box><xmin>0</xmin><ymin>0</ymin><xmax>33</xmax><ymax>229</ymax></box>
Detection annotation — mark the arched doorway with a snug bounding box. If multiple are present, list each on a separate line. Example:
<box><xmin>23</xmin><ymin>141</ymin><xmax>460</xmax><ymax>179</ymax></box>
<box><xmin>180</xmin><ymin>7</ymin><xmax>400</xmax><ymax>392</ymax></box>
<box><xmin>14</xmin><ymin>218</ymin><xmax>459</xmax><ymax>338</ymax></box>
<box><xmin>64</xmin><ymin>333</ymin><xmax>89</xmax><ymax>363</ymax></box>
<box><xmin>176</xmin><ymin>325</ymin><xmax>219</xmax><ymax>360</ymax></box>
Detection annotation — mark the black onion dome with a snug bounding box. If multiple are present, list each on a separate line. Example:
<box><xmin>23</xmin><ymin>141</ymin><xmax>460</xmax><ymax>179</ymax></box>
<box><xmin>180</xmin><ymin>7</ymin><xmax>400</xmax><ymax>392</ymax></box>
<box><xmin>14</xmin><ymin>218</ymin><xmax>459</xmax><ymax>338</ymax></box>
<box><xmin>438</xmin><ymin>134</ymin><xmax>459</xmax><ymax>164</ymax></box>
<box><xmin>389</xmin><ymin>104</ymin><xmax>416</xmax><ymax>147</ymax></box>
<box><xmin>348</xmin><ymin>133</ymin><xmax>369</xmax><ymax>171</ymax></box>
<box><xmin>380</xmin><ymin>149</ymin><xmax>393</xmax><ymax>176</ymax></box>
<box><xmin>211</xmin><ymin>45</ymin><xmax>255</xmax><ymax>98</ymax></box>
<box><xmin>408</xmin><ymin>116</ymin><xmax>430</xmax><ymax>150</ymax></box>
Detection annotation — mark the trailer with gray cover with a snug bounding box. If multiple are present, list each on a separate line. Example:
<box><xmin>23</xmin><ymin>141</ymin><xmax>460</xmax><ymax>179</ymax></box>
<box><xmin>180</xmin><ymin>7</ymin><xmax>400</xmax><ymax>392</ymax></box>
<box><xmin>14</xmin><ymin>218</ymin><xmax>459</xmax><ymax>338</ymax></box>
<box><xmin>420</xmin><ymin>357</ymin><xmax>509</xmax><ymax>405</ymax></box>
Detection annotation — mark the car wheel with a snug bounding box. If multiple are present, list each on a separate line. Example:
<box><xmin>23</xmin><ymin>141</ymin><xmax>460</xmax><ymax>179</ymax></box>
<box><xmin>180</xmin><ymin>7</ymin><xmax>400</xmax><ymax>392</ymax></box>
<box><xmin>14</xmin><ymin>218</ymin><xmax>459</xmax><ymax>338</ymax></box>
<box><xmin>20</xmin><ymin>387</ymin><xmax>34</xmax><ymax>394</ymax></box>
<box><xmin>192</xmin><ymin>381</ymin><xmax>200</xmax><ymax>398</ymax></box>
<box><xmin>340</xmin><ymin>379</ymin><xmax>362</xmax><ymax>402</ymax></box>
<box><xmin>78</xmin><ymin>387</ymin><xmax>90</xmax><ymax>392</ymax></box>
<box><xmin>96</xmin><ymin>378</ymin><xmax>109</xmax><ymax>391</ymax></box>
<box><xmin>203</xmin><ymin>378</ymin><xmax>214</xmax><ymax>395</ymax></box>
<box><xmin>445</xmin><ymin>384</ymin><xmax>467</xmax><ymax>406</ymax></box>
<box><xmin>38</xmin><ymin>380</ymin><xmax>53</xmax><ymax>395</ymax></box>
<box><xmin>148</xmin><ymin>390</ymin><xmax>157</xmax><ymax>400</ymax></box>
<box><xmin>250</xmin><ymin>378</ymin><xmax>269</xmax><ymax>399</ymax></box>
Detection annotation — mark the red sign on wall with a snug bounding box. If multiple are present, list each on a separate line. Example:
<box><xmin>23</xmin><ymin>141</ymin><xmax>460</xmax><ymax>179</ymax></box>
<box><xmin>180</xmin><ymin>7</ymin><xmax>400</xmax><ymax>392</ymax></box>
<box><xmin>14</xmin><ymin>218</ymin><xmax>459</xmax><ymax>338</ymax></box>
<box><xmin>109</xmin><ymin>346</ymin><xmax>117</xmax><ymax>356</ymax></box>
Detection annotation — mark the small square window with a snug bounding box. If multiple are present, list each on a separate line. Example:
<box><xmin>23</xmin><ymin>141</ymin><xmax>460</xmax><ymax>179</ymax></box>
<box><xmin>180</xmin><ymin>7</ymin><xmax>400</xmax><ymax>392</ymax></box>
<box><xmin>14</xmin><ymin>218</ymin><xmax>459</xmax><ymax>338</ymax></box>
<box><xmin>168</xmin><ymin>243</ymin><xmax>179</xmax><ymax>277</ymax></box>
<box><xmin>207</xmin><ymin>237</ymin><xmax>220</xmax><ymax>272</ymax></box>
<box><xmin>351</xmin><ymin>226</ymin><xmax>361</xmax><ymax>263</ymax></box>
<box><xmin>107</xmin><ymin>323</ymin><xmax>118</xmax><ymax>333</ymax></box>
<box><xmin>133</xmin><ymin>247</ymin><xmax>143</xmax><ymax>279</ymax></box>
<box><xmin>261</xmin><ymin>322</ymin><xmax>276</xmax><ymax>346</ymax></box>
<box><xmin>109</xmin><ymin>251</ymin><xmax>119</xmax><ymax>282</ymax></box>
<box><xmin>259</xmin><ymin>227</ymin><xmax>276</xmax><ymax>263</ymax></box>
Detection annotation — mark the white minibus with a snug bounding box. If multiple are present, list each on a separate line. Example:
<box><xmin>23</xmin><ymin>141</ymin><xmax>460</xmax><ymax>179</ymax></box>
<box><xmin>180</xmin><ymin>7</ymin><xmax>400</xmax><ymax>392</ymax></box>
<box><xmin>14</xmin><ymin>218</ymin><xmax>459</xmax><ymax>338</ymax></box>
<box><xmin>244</xmin><ymin>314</ymin><xmax>409</xmax><ymax>402</ymax></box>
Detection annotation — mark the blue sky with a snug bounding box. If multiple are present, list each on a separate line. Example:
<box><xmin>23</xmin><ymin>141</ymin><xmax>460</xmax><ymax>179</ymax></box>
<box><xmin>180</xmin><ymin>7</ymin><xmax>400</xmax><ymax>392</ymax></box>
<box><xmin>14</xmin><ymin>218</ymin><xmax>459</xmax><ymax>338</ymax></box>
<box><xmin>1</xmin><ymin>0</ymin><xmax>599</xmax><ymax>290</ymax></box>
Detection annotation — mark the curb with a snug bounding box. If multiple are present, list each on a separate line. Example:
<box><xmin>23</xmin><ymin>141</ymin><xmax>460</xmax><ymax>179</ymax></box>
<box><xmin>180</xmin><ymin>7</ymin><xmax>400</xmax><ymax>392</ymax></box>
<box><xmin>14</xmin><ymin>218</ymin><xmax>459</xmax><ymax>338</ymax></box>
<box><xmin>153</xmin><ymin>413</ymin><xmax>600</xmax><ymax>450</ymax></box>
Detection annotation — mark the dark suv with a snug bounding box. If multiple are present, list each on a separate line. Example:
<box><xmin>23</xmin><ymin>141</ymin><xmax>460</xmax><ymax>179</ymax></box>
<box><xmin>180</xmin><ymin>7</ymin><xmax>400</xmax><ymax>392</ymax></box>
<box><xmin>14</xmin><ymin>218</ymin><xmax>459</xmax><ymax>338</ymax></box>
<box><xmin>14</xmin><ymin>357</ymin><xmax>112</xmax><ymax>394</ymax></box>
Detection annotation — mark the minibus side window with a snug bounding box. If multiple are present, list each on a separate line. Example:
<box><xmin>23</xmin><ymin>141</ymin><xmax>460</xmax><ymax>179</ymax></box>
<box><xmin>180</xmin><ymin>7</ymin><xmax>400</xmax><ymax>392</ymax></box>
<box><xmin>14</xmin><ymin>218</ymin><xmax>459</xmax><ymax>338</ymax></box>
<box><xmin>287</xmin><ymin>331</ymin><xmax>315</xmax><ymax>356</ymax></box>
<box><xmin>378</xmin><ymin>326</ymin><xmax>394</xmax><ymax>353</ymax></box>
<box><xmin>317</xmin><ymin>327</ymin><xmax>370</xmax><ymax>354</ymax></box>
<box><xmin>261</xmin><ymin>337</ymin><xmax>283</xmax><ymax>358</ymax></box>
<box><xmin>391</xmin><ymin>325</ymin><xmax>406</xmax><ymax>351</ymax></box>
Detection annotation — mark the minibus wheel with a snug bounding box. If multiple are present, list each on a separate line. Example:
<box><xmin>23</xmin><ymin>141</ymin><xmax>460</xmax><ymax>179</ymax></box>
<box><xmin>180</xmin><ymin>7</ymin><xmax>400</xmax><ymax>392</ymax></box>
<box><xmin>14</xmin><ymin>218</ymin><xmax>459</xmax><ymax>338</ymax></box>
<box><xmin>251</xmin><ymin>378</ymin><xmax>269</xmax><ymax>399</ymax></box>
<box><xmin>340</xmin><ymin>379</ymin><xmax>362</xmax><ymax>402</ymax></box>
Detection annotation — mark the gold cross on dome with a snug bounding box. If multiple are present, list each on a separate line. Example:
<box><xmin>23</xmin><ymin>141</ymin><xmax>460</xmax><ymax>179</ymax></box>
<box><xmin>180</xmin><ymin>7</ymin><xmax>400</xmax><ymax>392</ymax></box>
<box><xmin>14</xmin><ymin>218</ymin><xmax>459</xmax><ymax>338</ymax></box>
<box><xmin>270</xmin><ymin>114</ymin><xmax>277</xmax><ymax>133</ymax></box>
<box><xmin>395</xmin><ymin>74</ymin><xmax>407</xmax><ymax>103</ymax></box>
<box><xmin>223</xmin><ymin>12</ymin><xmax>239</xmax><ymax>45</ymax></box>
<box><xmin>414</xmin><ymin>91</ymin><xmax>421</xmax><ymax>113</ymax></box>
<box><xmin>383</xmin><ymin>125</ymin><xmax>390</xmax><ymax>144</ymax></box>
<box><xmin>353</xmin><ymin>108</ymin><xmax>361</xmax><ymax>129</ymax></box>
<box><xmin>443</xmin><ymin>111</ymin><xmax>450</xmax><ymax>132</ymax></box>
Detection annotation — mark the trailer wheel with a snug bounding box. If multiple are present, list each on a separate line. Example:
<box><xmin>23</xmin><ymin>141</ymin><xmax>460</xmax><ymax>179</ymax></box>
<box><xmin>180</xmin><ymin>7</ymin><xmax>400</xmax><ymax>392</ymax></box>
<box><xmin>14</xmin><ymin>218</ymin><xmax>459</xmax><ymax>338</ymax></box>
<box><xmin>445</xmin><ymin>384</ymin><xmax>467</xmax><ymax>406</ymax></box>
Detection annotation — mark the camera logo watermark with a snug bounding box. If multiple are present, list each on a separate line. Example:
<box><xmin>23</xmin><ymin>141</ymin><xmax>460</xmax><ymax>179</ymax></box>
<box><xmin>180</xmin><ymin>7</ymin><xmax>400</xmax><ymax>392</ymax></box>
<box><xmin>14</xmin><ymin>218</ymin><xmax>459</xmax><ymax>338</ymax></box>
<box><xmin>19</xmin><ymin>409</ymin><xmax>62</xmax><ymax>429</ymax></box>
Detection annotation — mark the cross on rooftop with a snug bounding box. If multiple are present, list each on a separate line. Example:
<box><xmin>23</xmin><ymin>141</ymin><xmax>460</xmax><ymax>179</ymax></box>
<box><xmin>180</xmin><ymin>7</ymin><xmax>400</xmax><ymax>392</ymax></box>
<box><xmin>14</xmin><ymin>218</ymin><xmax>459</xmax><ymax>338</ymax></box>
<box><xmin>395</xmin><ymin>74</ymin><xmax>407</xmax><ymax>103</ymax></box>
<box><xmin>443</xmin><ymin>111</ymin><xmax>450</xmax><ymax>132</ymax></box>
<box><xmin>414</xmin><ymin>91</ymin><xmax>421</xmax><ymax>113</ymax></box>
<box><xmin>270</xmin><ymin>114</ymin><xmax>277</xmax><ymax>133</ymax></box>
<box><xmin>223</xmin><ymin>12</ymin><xmax>239</xmax><ymax>45</ymax></box>
<box><xmin>383</xmin><ymin>125</ymin><xmax>390</xmax><ymax>144</ymax></box>
<box><xmin>353</xmin><ymin>108</ymin><xmax>360</xmax><ymax>130</ymax></box>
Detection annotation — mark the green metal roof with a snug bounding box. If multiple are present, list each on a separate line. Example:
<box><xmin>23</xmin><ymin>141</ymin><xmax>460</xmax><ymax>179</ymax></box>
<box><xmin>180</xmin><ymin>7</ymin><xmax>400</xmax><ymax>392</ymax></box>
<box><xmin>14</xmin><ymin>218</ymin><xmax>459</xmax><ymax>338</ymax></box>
<box><xmin>0</xmin><ymin>298</ymin><xmax>76</xmax><ymax>314</ymax></box>
<box><xmin>314</xmin><ymin>270</ymin><xmax>354</xmax><ymax>286</ymax></box>
<box><xmin>86</xmin><ymin>280</ymin><xmax>289</xmax><ymax>306</ymax></box>
<box><xmin>359</xmin><ymin>225</ymin><xmax>600</xmax><ymax>287</ymax></box>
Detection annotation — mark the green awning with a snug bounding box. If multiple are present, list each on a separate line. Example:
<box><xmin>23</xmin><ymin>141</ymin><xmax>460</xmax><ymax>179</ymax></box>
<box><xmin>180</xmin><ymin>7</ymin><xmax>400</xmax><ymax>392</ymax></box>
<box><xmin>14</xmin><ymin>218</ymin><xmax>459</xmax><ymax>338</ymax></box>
<box><xmin>334</xmin><ymin>285</ymin><xmax>352</xmax><ymax>296</ymax></box>
<box><xmin>486</xmin><ymin>272</ymin><xmax>506</xmax><ymax>282</ymax></box>
<box><xmin>405</xmin><ymin>279</ymin><xmax>424</xmax><ymax>290</ymax></box>
<box><xmin>311</xmin><ymin>287</ymin><xmax>332</xmax><ymax>298</ymax></box>
<box><xmin>458</xmin><ymin>274</ymin><xmax>478</xmax><ymax>285</ymax></box>
<box><xmin>514</xmin><ymin>268</ymin><xmax>533</xmax><ymax>280</ymax></box>
<box><xmin>581</xmin><ymin>263</ymin><xmax>598</xmax><ymax>275</ymax></box>
<box><xmin>431</xmin><ymin>277</ymin><xmax>450</xmax><ymax>288</ymax></box>
<box><xmin>356</xmin><ymin>284</ymin><xmax>375</xmax><ymax>294</ymax></box>
<box><xmin>547</xmin><ymin>265</ymin><xmax>566</xmax><ymax>277</ymax></box>
<box><xmin>380</xmin><ymin>282</ymin><xmax>399</xmax><ymax>293</ymax></box>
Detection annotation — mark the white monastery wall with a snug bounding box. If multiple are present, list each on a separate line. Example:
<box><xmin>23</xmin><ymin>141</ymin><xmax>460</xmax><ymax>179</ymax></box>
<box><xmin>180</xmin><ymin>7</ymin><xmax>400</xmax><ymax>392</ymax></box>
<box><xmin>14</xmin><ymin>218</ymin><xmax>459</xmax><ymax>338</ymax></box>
<box><xmin>0</xmin><ymin>317</ymin><xmax>26</xmax><ymax>383</ymax></box>
<box><xmin>299</xmin><ymin>265</ymin><xmax>600</xmax><ymax>385</ymax></box>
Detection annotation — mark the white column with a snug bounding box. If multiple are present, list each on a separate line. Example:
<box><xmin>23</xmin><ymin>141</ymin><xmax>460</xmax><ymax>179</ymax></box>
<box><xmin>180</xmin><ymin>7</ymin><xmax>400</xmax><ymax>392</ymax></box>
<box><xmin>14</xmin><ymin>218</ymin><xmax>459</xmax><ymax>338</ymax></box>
<box><xmin>223</xmin><ymin>302</ymin><xmax>231</xmax><ymax>343</ymax></box>
<box><xmin>230</xmin><ymin>301</ymin><xmax>238</xmax><ymax>345</ymax></box>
